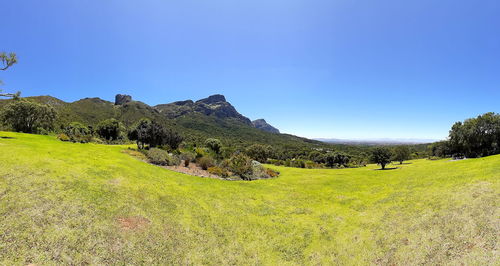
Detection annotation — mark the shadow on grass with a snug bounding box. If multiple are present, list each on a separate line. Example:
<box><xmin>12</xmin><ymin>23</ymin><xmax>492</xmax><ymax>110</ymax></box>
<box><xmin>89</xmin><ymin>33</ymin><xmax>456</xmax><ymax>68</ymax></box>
<box><xmin>0</xmin><ymin>136</ymin><xmax>15</xmax><ymax>139</ymax></box>
<box><xmin>374</xmin><ymin>167</ymin><xmax>399</xmax><ymax>171</ymax></box>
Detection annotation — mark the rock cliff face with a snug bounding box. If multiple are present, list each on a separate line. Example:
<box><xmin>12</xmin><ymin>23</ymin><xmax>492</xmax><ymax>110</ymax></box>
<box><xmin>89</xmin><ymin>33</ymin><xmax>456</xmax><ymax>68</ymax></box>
<box><xmin>252</xmin><ymin>119</ymin><xmax>280</xmax><ymax>133</ymax></box>
<box><xmin>115</xmin><ymin>94</ymin><xmax>132</xmax><ymax>105</ymax></box>
<box><xmin>155</xmin><ymin>94</ymin><xmax>252</xmax><ymax>125</ymax></box>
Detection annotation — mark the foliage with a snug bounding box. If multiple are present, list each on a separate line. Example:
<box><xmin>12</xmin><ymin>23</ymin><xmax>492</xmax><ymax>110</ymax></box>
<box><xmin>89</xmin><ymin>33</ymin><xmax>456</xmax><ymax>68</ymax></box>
<box><xmin>198</xmin><ymin>156</ymin><xmax>215</xmax><ymax>170</ymax></box>
<box><xmin>228</xmin><ymin>153</ymin><xmax>253</xmax><ymax>180</ymax></box>
<box><xmin>146</xmin><ymin>148</ymin><xmax>172</xmax><ymax>166</ymax></box>
<box><xmin>207</xmin><ymin>166</ymin><xmax>230</xmax><ymax>178</ymax></box>
<box><xmin>205</xmin><ymin>138</ymin><xmax>222</xmax><ymax>154</ymax></box>
<box><xmin>64</xmin><ymin>122</ymin><xmax>92</xmax><ymax>143</ymax></box>
<box><xmin>393</xmin><ymin>145</ymin><xmax>411</xmax><ymax>164</ymax></box>
<box><xmin>180</xmin><ymin>152</ymin><xmax>195</xmax><ymax>167</ymax></box>
<box><xmin>128</xmin><ymin>119</ymin><xmax>183</xmax><ymax>150</ymax></box>
<box><xmin>370</xmin><ymin>147</ymin><xmax>392</xmax><ymax>169</ymax></box>
<box><xmin>265</xmin><ymin>168</ymin><xmax>280</xmax><ymax>178</ymax></box>
<box><xmin>429</xmin><ymin>141</ymin><xmax>452</xmax><ymax>158</ymax></box>
<box><xmin>0</xmin><ymin>100</ymin><xmax>57</xmax><ymax>133</ymax></box>
<box><xmin>245</xmin><ymin>144</ymin><xmax>273</xmax><ymax>163</ymax></box>
<box><xmin>96</xmin><ymin>118</ymin><xmax>124</xmax><ymax>141</ymax></box>
<box><xmin>0</xmin><ymin>51</ymin><xmax>18</xmax><ymax>90</ymax></box>
<box><xmin>448</xmin><ymin>112</ymin><xmax>500</xmax><ymax>158</ymax></box>
<box><xmin>57</xmin><ymin>133</ymin><xmax>71</xmax><ymax>142</ymax></box>
<box><xmin>324</xmin><ymin>152</ymin><xmax>351</xmax><ymax>168</ymax></box>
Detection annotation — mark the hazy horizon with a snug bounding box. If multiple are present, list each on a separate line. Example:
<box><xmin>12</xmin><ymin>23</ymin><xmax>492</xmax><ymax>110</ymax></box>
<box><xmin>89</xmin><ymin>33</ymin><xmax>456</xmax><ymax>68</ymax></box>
<box><xmin>2</xmin><ymin>0</ymin><xmax>499</xmax><ymax>140</ymax></box>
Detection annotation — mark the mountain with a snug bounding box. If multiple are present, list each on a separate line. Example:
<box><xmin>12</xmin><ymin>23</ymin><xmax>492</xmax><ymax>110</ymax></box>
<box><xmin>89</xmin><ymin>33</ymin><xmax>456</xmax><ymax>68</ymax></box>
<box><xmin>155</xmin><ymin>94</ymin><xmax>252</xmax><ymax>125</ymax></box>
<box><xmin>0</xmin><ymin>94</ymin><xmax>335</xmax><ymax>153</ymax></box>
<box><xmin>252</xmin><ymin>119</ymin><xmax>280</xmax><ymax>134</ymax></box>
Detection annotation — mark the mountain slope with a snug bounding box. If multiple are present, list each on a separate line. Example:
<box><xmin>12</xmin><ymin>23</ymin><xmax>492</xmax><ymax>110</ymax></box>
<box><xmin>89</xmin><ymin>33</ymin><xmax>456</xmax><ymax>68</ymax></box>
<box><xmin>0</xmin><ymin>94</ymin><xmax>330</xmax><ymax>152</ymax></box>
<box><xmin>252</xmin><ymin>119</ymin><xmax>280</xmax><ymax>133</ymax></box>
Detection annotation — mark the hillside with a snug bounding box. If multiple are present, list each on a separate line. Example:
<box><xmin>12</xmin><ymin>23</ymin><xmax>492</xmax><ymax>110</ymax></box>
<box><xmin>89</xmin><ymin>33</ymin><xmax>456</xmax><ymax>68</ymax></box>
<box><xmin>0</xmin><ymin>94</ymin><xmax>356</xmax><ymax>154</ymax></box>
<box><xmin>0</xmin><ymin>132</ymin><xmax>498</xmax><ymax>264</ymax></box>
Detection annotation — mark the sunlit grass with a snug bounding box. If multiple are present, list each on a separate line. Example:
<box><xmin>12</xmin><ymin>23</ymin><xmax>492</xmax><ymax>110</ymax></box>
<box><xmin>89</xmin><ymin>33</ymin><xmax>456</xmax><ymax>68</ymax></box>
<box><xmin>0</xmin><ymin>132</ymin><xmax>498</xmax><ymax>265</ymax></box>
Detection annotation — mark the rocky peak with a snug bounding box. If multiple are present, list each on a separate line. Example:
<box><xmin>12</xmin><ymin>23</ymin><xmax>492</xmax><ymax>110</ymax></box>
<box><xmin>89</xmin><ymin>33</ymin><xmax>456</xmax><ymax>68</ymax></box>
<box><xmin>115</xmin><ymin>94</ymin><xmax>132</xmax><ymax>105</ymax></box>
<box><xmin>195</xmin><ymin>94</ymin><xmax>226</xmax><ymax>105</ymax></box>
<box><xmin>154</xmin><ymin>94</ymin><xmax>251</xmax><ymax>125</ymax></box>
<box><xmin>252</xmin><ymin>119</ymin><xmax>280</xmax><ymax>134</ymax></box>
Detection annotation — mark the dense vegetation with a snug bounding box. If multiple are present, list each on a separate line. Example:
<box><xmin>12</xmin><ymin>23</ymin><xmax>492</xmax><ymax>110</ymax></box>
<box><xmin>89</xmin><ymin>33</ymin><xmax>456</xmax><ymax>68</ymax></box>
<box><xmin>430</xmin><ymin>112</ymin><xmax>500</xmax><ymax>158</ymax></box>
<box><xmin>0</xmin><ymin>132</ymin><xmax>497</xmax><ymax>264</ymax></box>
<box><xmin>0</xmin><ymin>95</ymin><xmax>430</xmax><ymax>175</ymax></box>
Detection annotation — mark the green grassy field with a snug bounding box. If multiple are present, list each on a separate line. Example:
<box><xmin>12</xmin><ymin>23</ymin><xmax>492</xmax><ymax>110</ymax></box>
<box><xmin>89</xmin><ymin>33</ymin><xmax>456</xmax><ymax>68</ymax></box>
<box><xmin>0</xmin><ymin>132</ymin><xmax>498</xmax><ymax>265</ymax></box>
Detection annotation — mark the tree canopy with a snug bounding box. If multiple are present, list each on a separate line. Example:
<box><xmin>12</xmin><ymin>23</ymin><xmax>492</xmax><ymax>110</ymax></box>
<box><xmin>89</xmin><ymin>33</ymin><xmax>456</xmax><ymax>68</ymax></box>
<box><xmin>371</xmin><ymin>147</ymin><xmax>392</xmax><ymax>170</ymax></box>
<box><xmin>1</xmin><ymin>100</ymin><xmax>57</xmax><ymax>133</ymax></box>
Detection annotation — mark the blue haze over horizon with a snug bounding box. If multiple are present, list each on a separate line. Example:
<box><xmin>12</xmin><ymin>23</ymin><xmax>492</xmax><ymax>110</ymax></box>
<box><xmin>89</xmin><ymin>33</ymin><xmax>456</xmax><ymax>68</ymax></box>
<box><xmin>2</xmin><ymin>0</ymin><xmax>499</xmax><ymax>140</ymax></box>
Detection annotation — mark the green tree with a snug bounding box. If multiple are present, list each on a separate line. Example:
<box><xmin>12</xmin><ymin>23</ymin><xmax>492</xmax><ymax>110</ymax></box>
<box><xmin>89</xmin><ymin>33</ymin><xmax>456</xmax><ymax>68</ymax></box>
<box><xmin>96</xmin><ymin>118</ymin><xmax>124</xmax><ymax>141</ymax></box>
<box><xmin>205</xmin><ymin>138</ymin><xmax>222</xmax><ymax>154</ymax></box>
<box><xmin>393</xmin><ymin>146</ymin><xmax>411</xmax><ymax>164</ymax></box>
<box><xmin>0</xmin><ymin>52</ymin><xmax>20</xmax><ymax>98</ymax></box>
<box><xmin>64</xmin><ymin>122</ymin><xmax>92</xmax><ymax>143</ymax></box>
<box><xmin>371</xmin><ymin>147</ymin><xmax>392</xmax><ymax>170</ymax></box>
<box><xmin>324</xmin><ymin>152</ymin><xmax>351</xmax><ymax>168</ymax></box>
<box><xmin>128</xmin><ymin>119</ymin><xmax>183</xmax><ymax>150</ymax></box>
<box><xmin>1</xmin><ymin>100</ymin><xmax>57</xmax><ymax>133</ymax></box>
<box><xmin>245</xmin><ymin>144</ymin><xmax>273</xmax><ymax>163</ymax></box>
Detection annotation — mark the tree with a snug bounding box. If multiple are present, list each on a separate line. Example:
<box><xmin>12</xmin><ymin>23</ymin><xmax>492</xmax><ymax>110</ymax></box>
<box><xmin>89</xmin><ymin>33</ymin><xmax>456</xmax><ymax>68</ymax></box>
<box><xmin>128</xmin><ymin>119</ymin><xmax>183</xmax><ymax>150</ymax></box>
<box><xmin>1</xmin><ymin>100</ymin><xmax>57</xmax><ymax>133</ymax></box>
<box><xmin>64</xmin><ymin>122</ymin><xmax>92</xmax><ymax>143</ymax></box>
<box><xmin>0</xmin><ymin>52</ymin><xmax>20</xmax><ymax>98</ymax></box>
<box><xmin>245</xmin><ymin>144</ymin><xmax>273</xmax><ymax>163</ymax></box>
<box><xmin>128</xmin><ymin>119</ymin><xmax>151</xmax><ymax>149</ymax></box>
<box><xmin>205</xmin><ymin>138</ymin><xmax>222</xmax><ymax>154</ymax></box>
<box><xmin>96</xmin><ymin>118</ymin><xmax>123</xmax><ymax>141</ymax></box>
<box><xmin>324</xmin><ymin>152</ymin><xmax>351</xmax><ymax>168</ymax></box>
<box><xmin>393</xmin><ymin>146</ymin><xmax>411</xmax><ymax>164</ymax></box>
<box><xmin>448</xmin><ymin>112</ymin><xmax>500</xmax><ymax>157</ymax></box>
<box><xmin>371</xmin><ymin>147</ymin><xmax>392</xmax><ymax>170</ymax></box>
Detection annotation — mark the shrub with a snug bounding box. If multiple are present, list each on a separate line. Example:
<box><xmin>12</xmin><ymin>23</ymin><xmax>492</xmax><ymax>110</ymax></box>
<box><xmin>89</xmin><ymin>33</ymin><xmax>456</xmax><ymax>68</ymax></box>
<box><xmin>198</xmin><ymin>156</ymin><xmax>215</xmax><ymax>170</ymax></box>
<box><xmin>250</xmin><ymin>160</ymin><xmax>267</xmax><ymax>179</ymax></box>
<box><xmin>228</xmin><ymin>153</ymin><xmax>253</xmax><ymax>180</ymax></box>
<box><xmin>205</xmin><ymin>138</ymin><xmax>222</xmax><ymax>154</ymax></box>
<box><xmin>64</xmin><ymin>122</ymin><xmax>92</xmax><ymax>143</ymax></box>
<box><xmin>207</xmin><ymin>166</ymin><xmax>230</xmax><ymax>178</ymax></box>
<box><xmin>57</xmin><ymin>133</ymin><xmax>70</xmax><ymax>142</ymax></box>
<box><xmin>245</xmin><ymin>144</ymin><xmax>273</xmax><ymax>163</ymax></box>
<box><xmin>265</xmin><ymin>168</ymin><xmax>280</xmax><ymax>178</ymax></box>
<box><xmin>96</xmin><ymin>119</ymin><xmax>124</xmax><ymax>141</ymax></box>
<box><xmin>146</xmin><ymin>148</ymin><xmax>171</xmax><ymax>166</ymax></box>
<box><xmin>195</xmin><ymin>147</ymin><xmax>209</xmax><ymax>159</ymax></box>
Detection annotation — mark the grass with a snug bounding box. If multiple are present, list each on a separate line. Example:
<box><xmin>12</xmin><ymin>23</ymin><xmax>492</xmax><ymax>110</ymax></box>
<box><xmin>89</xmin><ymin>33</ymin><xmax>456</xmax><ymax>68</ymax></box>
<box><xmin>0</xmin><ymin>132</ymin><xmax>498</xmax><ymax>265</ymax></box>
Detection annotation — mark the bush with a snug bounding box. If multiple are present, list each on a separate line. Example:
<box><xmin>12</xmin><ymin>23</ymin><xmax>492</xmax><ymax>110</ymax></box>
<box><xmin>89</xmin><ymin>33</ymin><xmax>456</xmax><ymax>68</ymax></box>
<box><xmin>265</xmin><ymin>168</ymin><xmax>280</xmax><ymax>178</ymax></box>
<box><xmin>245</xmin><ymin>144</ymin><xmax>273</xmax><ymax>163</ymax></box>
<box><xmin>64</xmin><ymin>122</ymin><xmax>92</xmax><ymax>143</ymax></box>
<box><xmin>228</xmin><ymin>153</ymin><xmax>253</xmax><ymax>180</ymax></box>
<box><xmin>57</xmin><ymin>133</ymin><xmax>70</xmax><ymax>142</ymax></box>
<box><xmin>207</xmin><ymin>166</ymin><xmax>230</xmax><ymax>178</ymax></box>
<box><xmin>195</xmin><ymin>147</ymin><xmax>209</xmax><ymax>159</ymax></box>
<box><xmin>96</xmin><ymin>118</ymin><xmax>124</xmax><ymax>141</ymax></box>
<box><xmin>146</xmin><ymin>148</ymin><xmax>171</xmax><ymax>166</ymax></box>
<box><xmin>198</xmin><ymin>156</ymin><xmax>215</xmax><ymax>170</ymax></box>
<box><xmin>205</xmin><ymin>138</ymin><xmax>222</xmax><ymax>154</ymax></box>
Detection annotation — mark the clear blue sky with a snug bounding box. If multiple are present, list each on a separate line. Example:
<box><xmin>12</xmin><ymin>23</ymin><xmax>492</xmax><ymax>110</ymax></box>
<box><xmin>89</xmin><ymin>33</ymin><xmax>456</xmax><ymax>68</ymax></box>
<box><xmin>2</xmin><ymin>0</ymin><xmax>499</xmax><ymax>140</ymax></box>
